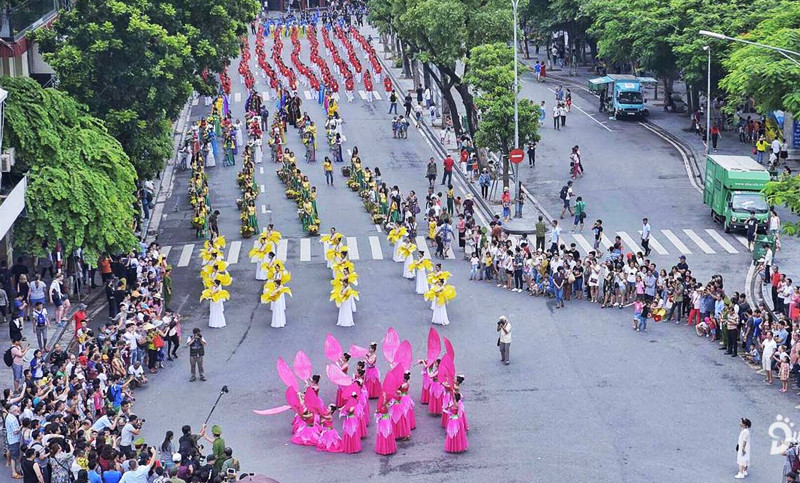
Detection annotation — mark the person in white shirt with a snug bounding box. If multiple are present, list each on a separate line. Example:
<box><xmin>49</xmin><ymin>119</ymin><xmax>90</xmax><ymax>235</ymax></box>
<box><xmin>128</xmin><ymin>361</ymin><xmax>148</xmax><ymax>387</ymax></box>
<box><xmin>120</xmin><ymin>447</ymin><xmax>157</xmax><ymax>483</ymax></box>
<box><xmin>760</xmin><ymin>333</ymin><xmax>778</xmax><ymax>384</ymax></box>
<box><xmin>497</xmin><ymin>316</ymin><xmax>512</xmax><ymax>365</ymax></box>
<box><xmin>549</xmin><ymin>220</ymin><xmax>561</xmax><ymax>253</ymax></box>
<box><xmin>641</xmin><ymin>217</ymin><xmax>652</xmax><ymax>256</ymax></box>
<box><xmin>91</xmin><ymin>412</ymin><xmax>121</xmax><ymax>432</ymax></box>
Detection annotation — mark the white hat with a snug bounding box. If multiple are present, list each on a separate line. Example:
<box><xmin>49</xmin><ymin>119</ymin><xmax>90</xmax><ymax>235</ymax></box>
<box><xmin>172</xmin><ymin>453</ymin><xmax>182</xmax><ymax>463</ymax></box>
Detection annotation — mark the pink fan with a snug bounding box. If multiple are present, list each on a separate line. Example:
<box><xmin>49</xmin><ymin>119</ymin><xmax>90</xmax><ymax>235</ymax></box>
<box><xmin>277</xmin><ymin>358</ymin><xmax>298</xmax><ymax>390</ymax></box>
<box><xmin>326</xmin><ymin>363</ymin><xmax>354</xmax><ymax>387</ymax></box>
<box><xmin>348</xmin><ymin>344</ymin><xmax>369</xmax><ymax>358</ymax></box>
<box><xmin>382</xmin><ymin>327</ymin><xmax>400</xmax><ymax>364</ymax></box>
<box><xmin>382</xmin><ymin>364</ymin><xmax>404</xmax><ymax>398</ymax></box>
<box><xmin>394</xmin><ymin>340</ymin><xmax>412</xmax><ymax>372</ymax></box>
<box><xmin>444</xmin><ymin>337</ymin><xmax>455</xmax><ymax>361</ymax></box>
<box><xmin>426</xmin><ymin>327</ymin><xmax>441</xmax><ymax>365</ymax></box>
<box><xmin>324</xmin><ymin>333</ymin><xmax>343</xmax><ymax>362</ymax></box>
<box><xmin>440</xmin><ymin>353</ymin><xmax>456</xmax><ymax>387</ymax></box>
<box><xmin>304</xmin><ymin>387</ymin><xmax>325</xmax><ymax>415</ymax></box>
<box><xmin>293</xmin><ymin>351</ymin><xmax>312</xmax><ymax>381</ymax></box>
<box><xmin>285</xmin><ymin>386</ymin><xmax>302</xmax><ymax>413</ymax></box>
<box><xmin>253</xmin><ymin>405</ymin><xmax>292</xmax><ymax>415</ymax></box>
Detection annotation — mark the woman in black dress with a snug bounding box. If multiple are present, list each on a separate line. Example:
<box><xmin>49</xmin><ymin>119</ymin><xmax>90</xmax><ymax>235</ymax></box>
<box><xmin>16</xmin><ymin>273</ymin><xmax>29</xmax><ymax>320</ymax></box>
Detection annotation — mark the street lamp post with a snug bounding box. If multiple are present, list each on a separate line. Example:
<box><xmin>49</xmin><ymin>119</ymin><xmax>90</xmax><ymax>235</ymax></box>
<box><xmin>703</xmin><ymin>45</ymin><xmax>711</xmax><ymax>159</ymax></box>
<box><xmin>512</xmin><ymin>0</ymin><xmax>521</xmax><ymax>218</ymax></box>
<box><xmin>698</xmin><ymin>30</ymin><xmax>800</xmax><ymax>67</ymax></box>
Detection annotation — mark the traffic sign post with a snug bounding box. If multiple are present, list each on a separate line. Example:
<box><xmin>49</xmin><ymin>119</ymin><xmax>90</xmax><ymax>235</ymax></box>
<box><xmin>509</xmin><ymin>148</ymin><xmax>524</xmax><ymax>164</ymax></box>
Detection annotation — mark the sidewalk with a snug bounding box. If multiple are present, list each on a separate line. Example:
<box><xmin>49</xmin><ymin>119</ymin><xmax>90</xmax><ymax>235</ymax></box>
<box><xmin>367</xmin><ymin>27</ymin><xmax>543</xmax><ymax>233</ymax></box>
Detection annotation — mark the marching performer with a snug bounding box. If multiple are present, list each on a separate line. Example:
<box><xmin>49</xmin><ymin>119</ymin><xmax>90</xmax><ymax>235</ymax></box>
<box><xmin>261</xmin><ymin>279</ymin><xmax>292</xmax><ymax>328</ymax></box>
<box><xmin>387</xmin><ymin>225</ymin><xmax>408</xmax><ymax>262</ymax></box>
<box><xmin>399</xmin><ymin>238</ymin><xmax>417</xmax><ymax>279</ymax></box>
<box><xmin>201</xmin><ymin>279</ymin><xmax>229</xmax><ymax>329</ymax></box>
<box><xmin>409</xmin><ymin>252</ymin><xmax>433</xmax><ymax>294</ymax></box>
<box><xmin>331</xmin><ymin>277</ymin><xmax>359</xmax><ymax>327</ymax></box>
<box><xmin>425</xmin><ymin>278</ymin><xmax>456</xmax><ymax>326</ymax></box>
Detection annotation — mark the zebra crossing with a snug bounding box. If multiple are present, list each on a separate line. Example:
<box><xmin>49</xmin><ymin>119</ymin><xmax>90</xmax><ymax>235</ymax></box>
<box><xmin>161</xmin><ymin>234</ymin><xmax>450</xmax><ymax>268</ymax></box>
<box><xmin>161</xmin><ymin>227</ymin><xmax>748</xmax><ymax>269</ymax></box>
<box><xmin>191</xmin><ymin>88</ymin><xmax>381</xmax><ymax>108</ymax></box>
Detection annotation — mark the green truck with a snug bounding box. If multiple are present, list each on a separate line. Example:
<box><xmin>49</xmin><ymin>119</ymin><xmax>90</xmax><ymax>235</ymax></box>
<box><xmin>703</xmin><ymin>155</ymin><xmax>770</xmax><ymax>233</ymax></box>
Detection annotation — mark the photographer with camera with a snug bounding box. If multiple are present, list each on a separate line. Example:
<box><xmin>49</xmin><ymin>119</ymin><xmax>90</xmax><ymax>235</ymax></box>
<box><xmin>119</xmin><ymin>414</ymin><xmax>144</xmax><ymax>458</ymax></box>
<box><xmin>497</xmin><ymin>316</ymin><xmax>512</xmax><ymax>365</ymax></box>
<box><xmin>187</xmin><ymin>328</ymin><xmax>207</xmax><ymax>382</ymax></box>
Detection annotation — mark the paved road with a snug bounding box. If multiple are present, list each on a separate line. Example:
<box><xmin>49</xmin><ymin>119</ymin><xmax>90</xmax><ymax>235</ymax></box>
<box><xmin>133</xmin><ymin>24</ymin><xmax>795</xmax><ymax>483</ymax></box>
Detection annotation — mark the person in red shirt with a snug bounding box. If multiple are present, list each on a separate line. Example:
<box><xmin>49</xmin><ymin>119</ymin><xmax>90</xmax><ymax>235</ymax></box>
<box><xmin>442</xmin><ymin>155</ymin><xmax>455</xmax><ymax>186</ymax></box>
<box><xmin>73</xmin><ymin>303</ymin><xmax>88</xmax><ymax>340</ymax></box>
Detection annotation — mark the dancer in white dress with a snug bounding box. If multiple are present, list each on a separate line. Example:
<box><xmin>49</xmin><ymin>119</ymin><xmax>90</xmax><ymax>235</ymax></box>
<box><xmin>388</xmin><ymin>225</ymin><xmax>408</xmax><ymax>263</ymax></box>
<box><xmin>234</xmin><ymin>119</ymin><xmax>244</xmax><ymax>149</ymax></box>
<box><xmin>735</xmin><ymin>418</ymin><xmax>751</xmax><ymax>479</ymax></box>
<box><xmin>425</xmin><ymin>279</ymin><xmax>456</xmax><ymax>326</ymax></box>
<box><xmin>204</xmin><ymin>280</ymin><xmax>228</xmax><ymax>328</ymax></box>
<box><xmin>411</xmin><ymin>252</ymin><xmax>432</xmax><ymax>294</ymax></box>
<box><xmin>321</xmin><ymin>228</ymin><xmax>341</xmax><ymax>270</ymax></box>
<box><xmin>400</xmin><ymin>239</ymin><xmax>417</xmax><ymax>279</ymax></box>
<box><xmin>265</xmin><ymin>280</ymin><xmax>291</xmax><ymax>328</ymax></box>
<box><xmin>204</xmin><ymin>143</ymin><xmax>216</xmax><ymax>167</ymax></box>
<box><xmin>334</xmin><ymin>279</ymin><xmax>359</xmax><ymax>327</ymax></box>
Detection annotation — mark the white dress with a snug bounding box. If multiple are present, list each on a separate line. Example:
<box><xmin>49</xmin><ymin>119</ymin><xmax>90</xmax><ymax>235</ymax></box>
<box><xmin>392</xmin><ymin>242</ymin><xmax>403</xmax><ymax>262</ymax></box>
<box><xmin>209</xmin><ymin>300</ymin><xmax>226</xmax><ymax>328</ymax></box>
<box><xmin>271</xmin><ymin>293</ymin><xmax>287</xmax><ymax>328</ymax></box>
<box><xmin>235</xmin><ymin>125</ymin><xmax>244</xmax><ymax>149</ymax></box>
<box><xmin>205</xmin><ymin>146</ymin><xmax>216</xmax><ymax>167</ymax></box>
<box><xmin>736</xmin><ymin>428</ymin><xmax>750</xmax><ymax>467</ymax></box>
<box><xmin>254</xmin><ymin>139</ymin><xmax>263</xmax><ymax>164</ymax></box>
<box><xmin>255</xmin><ymin>254</ymin><xmax>268</xmax><ymax>280</ymax></box>
<box><xmin>323</xmin><ymin>242</ymin><xmax>332</xmax><ymax>268</ymax></box>
<box><xmin>403</xmin><ymin>254</ymin><xmax>415</xmax><ymax>279</ymax></box>
<box><xmin>415</xmin><ymin>268</ymin><xmax>429</xmax><ymax>294</ymax></box>
<box><xmin>337</xmin><ymin>295</ymin><xmax>355</xmax><ymax>327</ymax></box>
<box><xmin>431</xmin><ymin>303</ymin><xmax>450</xmax><ymax>326</ymax></box>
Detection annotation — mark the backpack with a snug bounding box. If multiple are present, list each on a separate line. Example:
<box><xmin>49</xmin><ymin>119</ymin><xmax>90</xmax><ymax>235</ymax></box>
<box><xmin>4</xmin><ymin>347</ymin><xmax>13</xmax><ymax>367</ymax></box>
<box><xmin>35</xmin><ymin>311</ymin><xmax>47</xmax><ymax>327</ymax></box>
<box><xmin>559</xmin><ymin>185</ymin><xmax>568</xmax><ymax>200</ymax></box>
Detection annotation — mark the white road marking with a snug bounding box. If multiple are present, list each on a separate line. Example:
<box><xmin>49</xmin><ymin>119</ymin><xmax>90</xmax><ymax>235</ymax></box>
<box><xmin>277</xmin><ymin>239</ymin><xmax>288</xmax><ymax>261</ymax></box>
<box><xmin>191</xmin><ymin>97</ymin><xmax>199</xmax><ymax>106</ymax></box>
<box><xmin>416</xmin><ymin>236</ymin><xmax>430</xmax><ymax>259</ymax></box>
<box><xmin>178</xmin><ymin>244</ymin><xmax>194</xmax><ymax>267</ymax></box>
<box><xmin>600</xmin><ymin>233</ymin><xmax>613</xmax><ymax>250</ymax></box>
<box><xmin>358</xmin><ymin>90</ymin><xmax>368</xmax><ymax>100</ymax></box>
<box><xmin>683</xmin><ymin>229</ymin><xmax>715</xmax><ymax>254</ymax></box>
<box><xmin>617</xmin><ymin>231</ymin><xmax>643</xmax><ymax>254</ymax></box>
<box><xmin>261</xmin><ymin>205</ymin><xmax>267</xmax><ymax>214</ymax></box>
<box><xmin>638</xmin><ymin>122</ymin><xmax>702</xmax><ymax>194</ymax></box>
<box><xmin>734</xmin><ymin>235</ymin><xmax>750</xmax><ymax>248</ymax></box>
<box><xmin>661</xmin><ymin>229</ymin><xmax>692</xmax><ymax>254</ymax></box>
<box><xmin>375</xmin><ymin>224</ymin><xmax>382</xmax><ymax>232</ymax></box>
<box><xmin>161</xmin><ymin>246</ymin><xmax>172</xmax><ymax>261</ymax></box>
<box><xmin>368</xmin><ymin>235</ymin><xmax>383</xmax><ymax>260</ymax></box>
<box><xmin>547</xmin><ymin>87</ymin><xmax>613</xmax><ymax>133</ymax></box>
<box><xmin>342</xmin><ymin>134</ymin><xmax>347</xmax><ymax>142</ymax></box>
<box><xmin>304</xmin><ymin>90</ymin><xmax>313</xmax><ymax>100</ymax></box>
<box><xmin>346</xmin><ymin>237</ymin><xmax>360</xmax><ymax>260</ymax></box>
<box><xmin>259</xmin><ymin>167</ymin><xmax>264</xmax><ymax>174</ymax></box>
<box><xmin>704</xmin><ymin>229</ymin><xmax>739</xmax><ymax>254</ymax></box>
<box><xmin>234</xmin><ymin>92</ymin><xmax>242</xmax><ymax>103</ymax></box>
<box><xmin>260</xmin><ymin>184</ymin><xmax>265</xmax><ymax>193</ymax></box>
<box><xmin>300</xmin><ymin>238</ymin><xmax>311</xmax><ymax>261</ymax></box>
<box><xmin>373</xmin><ymin>91</ymin><xmax>381</xmax><ymax>100</ymax></box>
<box><xmin>227</xmin><ymin>240</ymin><xmax>242</xmax><ymax>264</ymax></box>
<box><xmin>571</xmin><ymin>233</ymin><xmax>594</xmax><ymax>254</ymax></box>
<box><xmin>639</xmin><ymin>231</ymin><xmax>669</xmax><ymax>255</ymax></box>
<box><xmin>347</xmin><ymin>149</ymin><xmax>352</xmax><ymax>157</ymax></box>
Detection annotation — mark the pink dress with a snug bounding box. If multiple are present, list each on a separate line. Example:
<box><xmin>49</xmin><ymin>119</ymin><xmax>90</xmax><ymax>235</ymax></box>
<box><xmin>420</xmin><ymin>371</ymin><xmax>431</xmax><ymax>404</ymax></box>
<box><xmin>290</xmin><ymin>414</ymin><xmax>321</xmax><ymax>446</ymax></box>
<box><xmin>291</xmin><ymin>414</ymin><xmax>303</xmax><ymax>434</ymax></box>
<box><xmin>341</xmin><ymin>412</ymin><xmax>362</xmax><ymax>454</ymax></box>
<box><xmin>427</xmin><ymin>380</ymin><xmax>444</xmax><ymax>415</ymax></box>
<box><xmin>444</xmin><ymin>410</ymin><xmax>468</xmax><ymax>453</ymax></box>
<box><xmin>440</xmin><ymin>392</ymin><xmax>452</xmax><ymax>428</ymax></box>
<box><xmin>374</xmin><ymin>412</ymin><xmax>397</xmax><ymax>455</ymax></box>
<box><xmin>458</xmin><ymin>400</ymin><xmax>469</xmax><ymax>433</ymax></box>
<box><xmin>390</xmin><ymin>398</ymin><xmax>411</xmax><ymax>439</ymax></box>
<box><xmin>335</xmin><ymin>363</ymin><xmax>349</xmax><ymax>407</ymax></box>
<box><xmin>401</xmin><ymin>393</ymin><xmax>416</xmax><ymax>430</ymax></box>
<box><xmin>316</xmin><ymin>419</ymin><xmax>343</xmax><ymax>453</ymax></box>
<box><xmin>364</xmin><ymin>362</ymin><xmax>382</xmax><ymax>399</ymax></box>
<box><xmin>356</xmin><ymin>388</ymin><xmax>370</xmax><ymax>438</ymax></box>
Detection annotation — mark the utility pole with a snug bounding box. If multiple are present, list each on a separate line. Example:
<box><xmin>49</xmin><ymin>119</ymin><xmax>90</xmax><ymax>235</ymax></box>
<box><xmin>512</xmin><ymin>0</ymin><xmax>521</xmax><ymax>218</ymax></box>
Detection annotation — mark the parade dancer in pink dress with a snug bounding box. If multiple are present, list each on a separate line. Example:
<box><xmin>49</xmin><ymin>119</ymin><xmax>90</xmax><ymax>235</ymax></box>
<box><xmin>391</xmin><ymin>391</ymin><xmax>411</xmax><ymax>440</ymax></box>
<box><xmin>341</xmin><ymin>394</ymin><xmax>362</xmax><ymax>454</ymax></box>
<box><xmin>356</xmin><ymin>379</ymin><xmax>370</xmax><ymax>438</ymax></box>
<box><xmin>426</xmin><ymin>360</ymin><xmax>444</xmax><ymax>415</ymax></box>
<box><xmin>375</xmin><ymin>402</ymin><xmax>397</xmax><ymax>455</ymax></box>
<box><xmin>399</xmin><ymin>373</ymin><xmax>416</xmax><ymax>431</ymax></box>
<box><xmin>444</xmin><ymin>393</ymin><xmax>469</xmax><ymax>453</ymax></box>
<box><xmin>364</xmin><ymin>343</ymin><xmax>382</xmax><ymax>399</ymax></box>
<box><xmin>290</xmin><ymin>410</ymin><xmax>321</xmax><ymax>446</ymax></box>
<box><xmin>420</xmin><ymin>362</ymin><xmax>431</xmax><ymax>404</ymax></box>
<box><xmin>441</xmin><ymin>375</ymin><xmax>465</xmax><ymax>428</ymax></box>
<box><xmin>316</xmin><ymin>405</ymin><xmax>343</xmax><ymax>453</ymax></box>
<box><xmin>335</xmin><ymin>353</ymin><xmax>351</xmax><ymax>407</ymax></box>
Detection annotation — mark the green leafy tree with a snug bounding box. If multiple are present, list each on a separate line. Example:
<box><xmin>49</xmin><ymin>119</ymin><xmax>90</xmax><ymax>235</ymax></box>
<box><xmin>0</xmin><ymin>77</ymin><xmax>138</xmax><ymax>261</ymax></box>
<box><xmin>719</xmin><ymin>3</ymin><xmax>800</xmax><ymax>115</ymax></box>
<box><xmin>35</xmin><ymin>0</ymin><xmax>195</xmax><ymax>179</ymax></box>
<box><xmin>466</xmin><ymin>44</ymin><xmax>540</xmax><ymax>188</ymax></box>
<box><xmin>369</xmin><ymin>0</ymin><xmax>512</xmax><ymax>136</ymax></box>
<box><xmin>763</xmin><ymin>175</ymin><xmax>800</xmax><ymax>236</ymax></box>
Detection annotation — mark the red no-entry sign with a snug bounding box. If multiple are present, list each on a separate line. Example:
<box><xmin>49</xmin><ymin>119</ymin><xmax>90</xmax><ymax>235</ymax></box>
<box><xmin>509</xmin><ymin>148</ymin><xmax>524</xmax><ymax>164</ymax></box>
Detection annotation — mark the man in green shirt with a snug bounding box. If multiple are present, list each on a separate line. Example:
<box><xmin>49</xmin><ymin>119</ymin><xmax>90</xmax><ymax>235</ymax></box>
<box><xmin>572</xmin><ymin>196</ymin><xmax>586</xmax><ymax>233</ymax></box>
<box><xmin>220</xmin><ymin>447</ymin><xmax>240</xmax><ymax>479</ymax></box>
<box><xmin>535</xmin><ymin>215</ymin><xmax>547</xmax><ymax>252</ymax></box>
<box><xmin>209</xmin><ymin>425</ymin><xmax>226</xmax><ymax>471</ymax></box>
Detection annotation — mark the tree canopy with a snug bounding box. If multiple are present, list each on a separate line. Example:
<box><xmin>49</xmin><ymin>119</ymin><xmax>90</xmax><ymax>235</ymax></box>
<box><xmin>0</xmin><ymin>77</ymin><xmax>138</xmax><ymax>261</ymax></box>
<box><xmin>34</xmin><ymin>0</ymin><xmax>258</xmax><ymax>179</ymax></box>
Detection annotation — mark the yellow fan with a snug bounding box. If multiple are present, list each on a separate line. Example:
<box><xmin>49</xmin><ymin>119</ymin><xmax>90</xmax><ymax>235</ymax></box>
<box><xmin>398</xmin><ymin>243</ymin><xmax>417</xmax><ymax>259</ymax></box>
<box><xmin>409</xmin><ymin>258</ymin><xmax>434</xmax><ymax>273</ymax></box>
<box><xmin>266</xmin><ymin>230</ymin><xmax>282</xmax><ymax>244</ymax></box>
<box><xmin>275</xmin><ymin>269</ymin><xmax>292</xmax><ymax>285</ymax></box>
<box><xmin>200</xmin><ymin>247</ymin><xmax>223</xmax><ymax>263</ymax></box>
<box><xmin>213</xmin><ymin>236</ymin><xmax>227</xmax><ymax>250</ymax></box>
<box><xmin>200</xmin><ymin>288</ymin><xmax>230</xmax><ymax>302</ymax></box>
<box><xmin>442</xmin><ymin>284</ymin><xmax>457</xmax><ymax>302</ymax></box>
<box><xmin>427</xmin><ymin>270</ymin><xmax>452</xmax><ymax>285</ymax></box>
<box><xmin>215</xmin><ymin>271</ymin><xmax>232</xmax><ymax>286</ymax></box>
<box><xmin>387</xmin><ymin>226</ymin><xmax>408</xmax><ymax>245</ymax></box>
<box><xmin>332</xmin><ymin>260</ymin><xmax>355</xmax><ymax>277</ymax></box>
